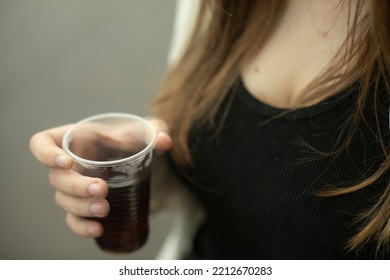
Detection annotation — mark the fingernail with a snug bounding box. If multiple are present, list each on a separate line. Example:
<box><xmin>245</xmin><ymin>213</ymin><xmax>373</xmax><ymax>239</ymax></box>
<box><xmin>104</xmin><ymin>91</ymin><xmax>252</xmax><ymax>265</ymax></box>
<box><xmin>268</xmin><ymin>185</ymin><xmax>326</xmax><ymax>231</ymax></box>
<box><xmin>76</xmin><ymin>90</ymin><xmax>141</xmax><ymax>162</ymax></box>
<box><xmin>87</xmin><ymin>224</ymin><xmax>100</xmax><ymax>236</ymax></box>
<box><xmin>88</xmin><ymin>183</ymin><xmax>101</xmax><ymax>197</ymax></box>
<box><xmin>55</xmin><ymin>155</ymin><xmax>68</xmax><ymax>168</ymax></box>
<box><xmin>90</xmin><ymin>202</ymin><xmax>104</xmax><ymax>217</ymax></box>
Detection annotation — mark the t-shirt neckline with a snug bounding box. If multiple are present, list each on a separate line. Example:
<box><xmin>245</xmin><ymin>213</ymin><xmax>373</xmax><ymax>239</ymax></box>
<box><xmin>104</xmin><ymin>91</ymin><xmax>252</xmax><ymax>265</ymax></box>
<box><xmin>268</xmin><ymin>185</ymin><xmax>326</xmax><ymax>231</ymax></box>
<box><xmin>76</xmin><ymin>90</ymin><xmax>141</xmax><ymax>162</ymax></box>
<box><xmin>236</xmin><ymin>80</ymin><xmax>355</xmax><ymax>120</ymax></box>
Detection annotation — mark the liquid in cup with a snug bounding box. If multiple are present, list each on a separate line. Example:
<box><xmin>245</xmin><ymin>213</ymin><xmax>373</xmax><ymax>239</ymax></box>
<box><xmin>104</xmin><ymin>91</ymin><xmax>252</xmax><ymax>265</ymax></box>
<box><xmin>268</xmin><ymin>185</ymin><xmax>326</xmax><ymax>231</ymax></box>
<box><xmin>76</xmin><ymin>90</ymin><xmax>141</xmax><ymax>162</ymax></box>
<box><xmin>62</xmin><ymin>113</ymin><xmax>156</xmax><ymax>253</ymax></box>
<box><xmin>97</xmin><ymin>174</ymin><xmax>150</xmax><ymax>253</ymax></box>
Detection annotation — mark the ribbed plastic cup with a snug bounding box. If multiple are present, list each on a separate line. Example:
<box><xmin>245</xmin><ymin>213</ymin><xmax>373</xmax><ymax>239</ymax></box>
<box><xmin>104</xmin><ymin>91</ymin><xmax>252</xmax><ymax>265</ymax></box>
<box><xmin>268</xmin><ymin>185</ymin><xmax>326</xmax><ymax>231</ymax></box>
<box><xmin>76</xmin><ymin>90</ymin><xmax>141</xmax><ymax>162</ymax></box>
<box><xmin>62</xmin><ymin>113</ymin><xmax>156</xmax><ymax>253</ymax></box>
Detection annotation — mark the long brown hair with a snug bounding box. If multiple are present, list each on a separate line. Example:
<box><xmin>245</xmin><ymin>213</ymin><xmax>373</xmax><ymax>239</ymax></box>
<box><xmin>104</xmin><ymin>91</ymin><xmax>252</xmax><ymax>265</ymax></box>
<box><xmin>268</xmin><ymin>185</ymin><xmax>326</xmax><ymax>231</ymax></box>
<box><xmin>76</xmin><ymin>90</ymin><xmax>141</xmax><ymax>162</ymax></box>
<box><xmin>153</xmin><ymin>0</ymin><xmax>390</xmax><ymax>255</ymax></box>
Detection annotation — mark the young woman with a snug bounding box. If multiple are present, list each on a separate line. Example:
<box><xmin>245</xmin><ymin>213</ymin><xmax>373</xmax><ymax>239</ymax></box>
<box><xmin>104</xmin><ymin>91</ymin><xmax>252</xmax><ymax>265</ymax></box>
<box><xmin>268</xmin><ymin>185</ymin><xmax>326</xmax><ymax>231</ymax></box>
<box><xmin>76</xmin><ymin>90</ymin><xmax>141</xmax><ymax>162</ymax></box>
<box><xmin>30</xmin><ymin>0</ymin><xmax>390</xmax><ymax>259</ymax></box>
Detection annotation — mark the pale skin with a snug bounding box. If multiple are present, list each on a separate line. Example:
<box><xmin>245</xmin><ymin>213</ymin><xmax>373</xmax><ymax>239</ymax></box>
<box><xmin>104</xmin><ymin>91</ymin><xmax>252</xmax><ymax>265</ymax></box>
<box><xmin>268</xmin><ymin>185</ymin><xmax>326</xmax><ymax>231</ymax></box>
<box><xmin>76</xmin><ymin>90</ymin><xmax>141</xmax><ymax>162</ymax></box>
<box><xmin>29</xmin><ymin>120</ymin><xmax>173</xmax><ymax>237</ymax></box>
<box><xmin>29</xmin><ymin>0</ymin><xmax>360</xmax><ymax>239</ymax></box>
<box><xmin>241</xmin><ymin>0</ymin><xmax>360</xmax><ymax>108</ymax></box>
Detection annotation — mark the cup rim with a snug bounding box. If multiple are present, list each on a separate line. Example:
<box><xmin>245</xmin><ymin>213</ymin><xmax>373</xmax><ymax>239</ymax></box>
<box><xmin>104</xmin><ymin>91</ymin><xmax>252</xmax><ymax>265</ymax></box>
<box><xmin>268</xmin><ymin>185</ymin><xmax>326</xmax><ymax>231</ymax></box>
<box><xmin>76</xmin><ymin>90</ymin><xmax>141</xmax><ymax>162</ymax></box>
<box><xmin>62</xmin><ymin>112</ymin><xmax>157</xmax><ymax>168</ymax></box>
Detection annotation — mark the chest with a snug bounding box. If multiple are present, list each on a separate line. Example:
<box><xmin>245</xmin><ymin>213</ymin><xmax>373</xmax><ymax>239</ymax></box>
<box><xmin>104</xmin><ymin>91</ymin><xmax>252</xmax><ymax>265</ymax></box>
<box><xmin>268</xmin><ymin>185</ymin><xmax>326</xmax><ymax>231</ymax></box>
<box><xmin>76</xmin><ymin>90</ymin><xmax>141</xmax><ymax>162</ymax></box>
<box><xmin>240</xmin><ymin>1</ymin><xmax>350</xmax><ymax>108</ymax></box>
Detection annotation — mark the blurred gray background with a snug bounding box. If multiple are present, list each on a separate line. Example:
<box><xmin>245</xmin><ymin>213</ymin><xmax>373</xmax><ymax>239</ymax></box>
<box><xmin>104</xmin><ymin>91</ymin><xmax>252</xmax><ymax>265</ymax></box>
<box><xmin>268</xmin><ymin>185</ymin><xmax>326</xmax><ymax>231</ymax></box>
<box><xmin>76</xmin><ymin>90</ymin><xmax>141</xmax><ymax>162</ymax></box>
<box><xmin>0</xmin><ymin>0</ymin><xmax>176</xmax><ymax>259</ymax></box>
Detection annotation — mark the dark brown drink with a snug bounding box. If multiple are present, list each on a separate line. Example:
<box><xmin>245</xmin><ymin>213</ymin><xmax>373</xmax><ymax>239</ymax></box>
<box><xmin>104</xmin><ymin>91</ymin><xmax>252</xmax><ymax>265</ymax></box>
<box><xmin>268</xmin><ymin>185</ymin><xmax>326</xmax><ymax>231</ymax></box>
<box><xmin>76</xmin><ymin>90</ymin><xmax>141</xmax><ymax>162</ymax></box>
<box><xmin>63</xmin><ymin>113</ymin><xmax>156</xmax><ymax>254</ymax></box>
<box><xmin>94</xmin><ymin>173</ymin><xmax>151</xmax><ymax>253</ymax></box>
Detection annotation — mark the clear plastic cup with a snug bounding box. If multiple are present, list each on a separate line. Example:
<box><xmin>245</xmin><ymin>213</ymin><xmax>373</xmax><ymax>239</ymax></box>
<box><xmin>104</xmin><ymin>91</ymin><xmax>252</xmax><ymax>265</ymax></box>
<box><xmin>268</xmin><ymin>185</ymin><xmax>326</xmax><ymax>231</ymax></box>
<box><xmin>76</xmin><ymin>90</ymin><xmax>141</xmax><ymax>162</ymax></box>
<box><xmin>62</xmin><ymin>113</ymin><xmax>156</xmax><ymax>253</ymax></box>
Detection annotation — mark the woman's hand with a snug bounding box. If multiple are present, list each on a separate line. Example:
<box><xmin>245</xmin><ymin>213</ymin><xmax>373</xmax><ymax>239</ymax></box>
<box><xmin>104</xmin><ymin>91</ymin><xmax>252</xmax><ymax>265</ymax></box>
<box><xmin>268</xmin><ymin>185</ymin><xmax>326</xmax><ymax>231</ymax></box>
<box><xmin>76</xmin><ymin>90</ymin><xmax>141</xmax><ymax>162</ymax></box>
<box><xmin>29</xmin><ymin>119</ymin><xmax>173</xmax><ymax>237</ymax></box>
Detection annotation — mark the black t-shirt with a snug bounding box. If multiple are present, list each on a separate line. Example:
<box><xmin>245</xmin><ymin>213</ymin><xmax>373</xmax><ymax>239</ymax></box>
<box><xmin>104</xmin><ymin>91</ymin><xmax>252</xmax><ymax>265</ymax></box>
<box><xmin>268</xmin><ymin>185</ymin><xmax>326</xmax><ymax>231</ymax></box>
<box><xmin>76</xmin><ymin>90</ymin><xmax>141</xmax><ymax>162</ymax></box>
<box><xmin>169</xmin><ymin>80</ymin><xmax>390</xmax><ymax>259</ymax></box>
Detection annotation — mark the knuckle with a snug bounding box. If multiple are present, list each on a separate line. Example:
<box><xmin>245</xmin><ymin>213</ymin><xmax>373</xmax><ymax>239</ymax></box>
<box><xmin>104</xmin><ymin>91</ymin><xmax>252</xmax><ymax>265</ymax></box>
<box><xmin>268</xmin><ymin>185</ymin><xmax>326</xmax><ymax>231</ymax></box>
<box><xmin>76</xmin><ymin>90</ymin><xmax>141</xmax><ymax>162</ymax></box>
<box><xmin>65</xmin><ymin>214</ymin><xmax>81</xmax><ymax>235</ymax></box>
<box><xmin>29</xmin><ymin>133</ymin><xmax>38</xmax><ymax>152</ymax></box>
<box><xmin>54</xmin><ymin>191</ymin><xmax>62</xmax><ymax>207</ymax></box>
<box><xmin>29</xmin><ymin>131</ymin><xmax>44</xmax><ymax>151</ymax></box>
<box><xmin>65</xmin><ymin>213</ymin><xmax>73</xmax><ymax>228</ymax></box>
<box><xmin>48</xmin><ymin>170</ymin><xmax>56</xmax><ymax>187</ymax></box>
